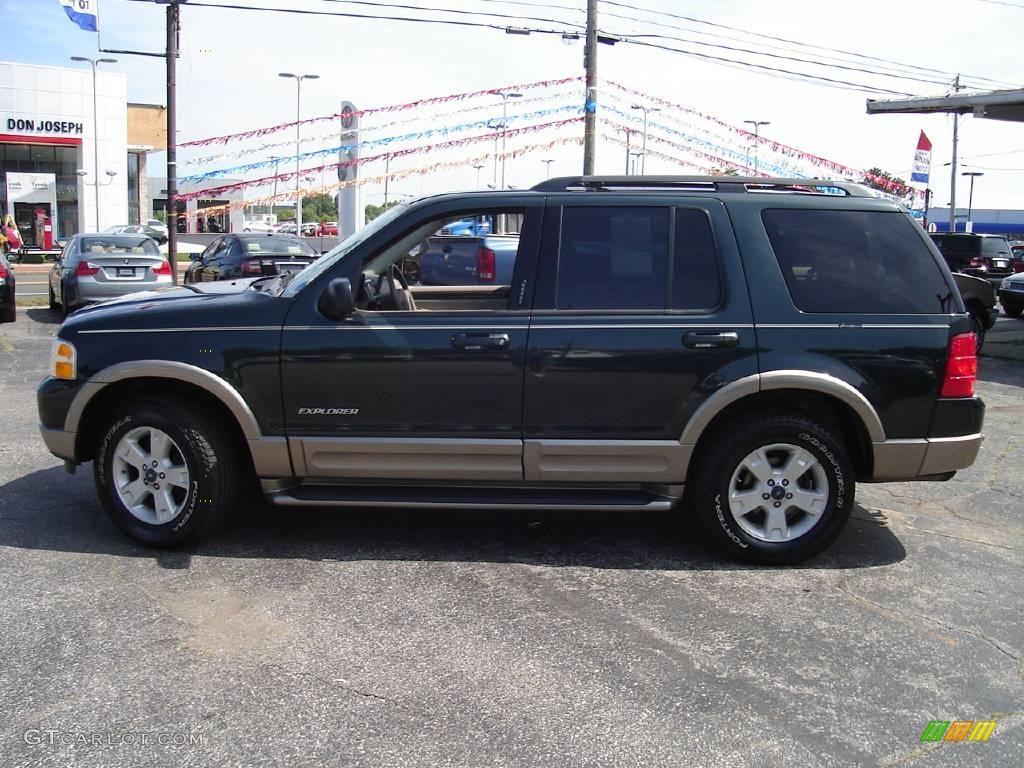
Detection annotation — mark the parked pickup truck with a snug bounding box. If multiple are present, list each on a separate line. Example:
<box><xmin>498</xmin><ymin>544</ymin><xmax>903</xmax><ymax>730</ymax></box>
<box><xmin>418</xmin><ymin>234</ymin><xmax>519</xmax><ymax>286</ymax></box>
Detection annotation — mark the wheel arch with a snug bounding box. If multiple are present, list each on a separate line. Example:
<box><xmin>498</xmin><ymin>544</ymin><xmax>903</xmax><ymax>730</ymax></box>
<box><xmin>69</xmin><ymin>362</ymin><xmax>261</xmax><ymax>463</ymax></box>
<box><xmin>680</xmin><ymin>372</ymin><xmax>882</xmax><ymax>481</ymax></box>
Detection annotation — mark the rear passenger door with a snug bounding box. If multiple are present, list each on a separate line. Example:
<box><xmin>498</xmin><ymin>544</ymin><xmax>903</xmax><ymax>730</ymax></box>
<box><xmin>522</xmin><ymin>198</ymin><xmax>757</xmax><ymax>483</ymax></box>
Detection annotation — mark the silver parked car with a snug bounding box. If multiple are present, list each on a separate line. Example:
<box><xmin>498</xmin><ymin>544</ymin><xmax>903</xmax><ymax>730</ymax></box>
<box><xmin>48</xmin><ymin>235</ymin><xmax>173</xmax><ymax>318</ymax></box>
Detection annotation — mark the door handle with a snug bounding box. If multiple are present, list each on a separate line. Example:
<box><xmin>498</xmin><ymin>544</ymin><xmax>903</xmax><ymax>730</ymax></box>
<box><xmin>451</xmin><ymin>332</ymin><xmax>511</xmax><ymax>350</ymax></box>
<box><xmin>682</xmin><ymin>330</ymin><xmax>740</xmax><ymax>349</ymax></box>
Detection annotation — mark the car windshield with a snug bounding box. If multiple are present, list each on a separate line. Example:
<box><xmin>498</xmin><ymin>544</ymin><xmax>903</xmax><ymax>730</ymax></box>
<box><xmin>280</xmin><ymin>203</ymin><xmax>409</xmax><ymax>297</ymax></box>
<box><xmin>79</xmin><ymin>236</ymin><xmax>160</xmax><ymax>255</ymax></box>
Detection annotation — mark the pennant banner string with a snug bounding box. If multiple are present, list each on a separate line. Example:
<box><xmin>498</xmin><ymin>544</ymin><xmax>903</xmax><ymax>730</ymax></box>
<box><xmin>181</xmin><ymin>104</ymin><xmax>582</xmax><ymax>184</ymax></box>
<box><xmin>183</xmin><ymin>90</ymin><xmax>579</xmax><ymax>167</ymax></box>
<box><xmin>174</xmin><ymin>117</ymin><xmax>585</xmax><ymax>202</ymax></box>
<box><xmin>179</xmin><ymin>75</ymin><xmax>584</xmax><ymax>148</ymax></box>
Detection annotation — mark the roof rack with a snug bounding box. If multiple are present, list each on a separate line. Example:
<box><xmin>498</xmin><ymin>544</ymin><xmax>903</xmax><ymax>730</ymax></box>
<box><xmin>530</xmin><ymin>175</ymin><xmax>878</xmax><ymax>198</ymax></box>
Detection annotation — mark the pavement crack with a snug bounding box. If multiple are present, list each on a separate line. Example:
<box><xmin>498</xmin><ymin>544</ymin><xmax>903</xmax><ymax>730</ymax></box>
<box><xmin>836</xmin><ymin>582</ymin><xmax>1022</xmax><ymax>676</ymax></box>
<box><xmin>900</xmin><ymin>523</ymin><xmax>1024</xmax><ymax>552</ymax></box>
<box><xmin>262</xmin><ymin>663</ymin><xmax>394</xmax><ymax>704</ymax></box>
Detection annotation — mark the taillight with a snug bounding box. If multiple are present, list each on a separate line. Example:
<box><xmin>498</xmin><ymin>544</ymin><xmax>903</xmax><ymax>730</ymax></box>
<box><xmin>1013</xmin><ymin>261</ymin><xmax>1024</xmax><ymax>274</ymax></box>
<box><xmin>940</xmin><ymin>332</ymin><xmax>977</xmax><ymax>398</ymax></box>
<box><xmin>76</xmin><ymin>261</ymin><xmax>100</xmax><ymax>277</ymax></box>
<box><xmin>477</xmin><ymin>247</ymin><xmax>496</xmax><ymax>282</ymax></box>
<box><xmin>0</xmin><ymin>263</ymin><xmax>7</xmax><ymax>279</ymax></box>
<box><xmin>152</xmin><ymin>260</ymin><xmax>172</xmax><ymax>275</ymax></box>
<box><xmin>968</xmin><ymin>256</ymin><xmax>985</xmax><ymax>268</ymax></box>
<box><xmin>241</xmin><ymin>258</ymin><xmax>266</xmax><ymax>275</ymax></box>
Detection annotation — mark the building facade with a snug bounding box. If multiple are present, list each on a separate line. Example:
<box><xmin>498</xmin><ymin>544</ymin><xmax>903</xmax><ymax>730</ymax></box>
<box><xmin>0</xmin><ymin>61</ymin><xmax>129</xmax><ymax>245</ymax></box>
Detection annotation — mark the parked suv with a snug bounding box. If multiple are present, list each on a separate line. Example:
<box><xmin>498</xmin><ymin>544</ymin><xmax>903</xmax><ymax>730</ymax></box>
<box><xmin>929</xmin><ymin>232</ymin><xmax>1014</xmax><ymax>286</ymax></box>
<box><xmin>37</xmin><ymin>176</ymin><xmax>985</xmax><ymax>564</ymax></box>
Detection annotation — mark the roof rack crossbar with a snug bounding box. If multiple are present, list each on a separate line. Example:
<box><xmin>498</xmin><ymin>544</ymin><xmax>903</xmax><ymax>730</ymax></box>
<box><xmin>531</xmin><ymin>175</ymin><xmax>876</xmax><ymax>198</ymax></box>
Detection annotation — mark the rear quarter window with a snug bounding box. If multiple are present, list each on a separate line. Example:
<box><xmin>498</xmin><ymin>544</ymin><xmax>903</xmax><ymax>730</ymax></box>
<box><xmin>762</xmin><ymin>209</ymin><xmax>955</xmax><ymax>314</ymax></box>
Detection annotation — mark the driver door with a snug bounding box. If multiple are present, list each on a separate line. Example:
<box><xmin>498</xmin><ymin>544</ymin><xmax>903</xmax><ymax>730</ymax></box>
<box><xmin>279</xmin><ymin>199</ymin><xmax>544</xmax><ymax>481</ymax></box>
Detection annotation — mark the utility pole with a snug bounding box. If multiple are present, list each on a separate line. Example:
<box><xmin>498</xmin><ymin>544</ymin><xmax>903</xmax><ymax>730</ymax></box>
<box><xmin>623</xmin><ymin>128</ymin><xmax>631</xmax><ymax>174</ymax></box>
<box><xmin>949</xmin><ymin>74</ymin><xmax>961</xmax><ymax>233</ymax></box>
<box><xmin>166</xmin><ymin>0</ymin><xmax>182</xmax><ymax>284</ymax></box>
<box><xmin>583</xmin><ymin>0</ymin><xmax>597</xmax><ymax>175</ymax></box>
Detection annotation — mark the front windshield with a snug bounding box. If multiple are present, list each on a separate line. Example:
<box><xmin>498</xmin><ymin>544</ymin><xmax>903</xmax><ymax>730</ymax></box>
<box><xmin>281</xmin><ymin>203</ymin><xmax>409</xmax><ymax>297</ymax></box>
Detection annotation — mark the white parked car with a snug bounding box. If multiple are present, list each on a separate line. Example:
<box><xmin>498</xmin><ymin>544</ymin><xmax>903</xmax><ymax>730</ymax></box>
<box><xmin>146</xmin><ymin>219</ymin><xmax>169</xmax><ymax>238</ymax></box>
<box><xmin>242</xmin><ymin>220</ymin><xmax>277</xmax><ymax>234</ymax></box>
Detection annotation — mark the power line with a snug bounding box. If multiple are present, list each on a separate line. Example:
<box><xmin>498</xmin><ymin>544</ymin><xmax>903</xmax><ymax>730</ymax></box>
<box><xmin>597</xmin><ymin>0</ymin><xmax>1021</xmax><ymax>90</ymax></box>
<box><xmin>318</xmin><ymin>0</ymin><xmax>585</xmax><ymax>30</ymax></box>
<box><xmin>620</xmin><ymin>38</ymin><xmax>914</xmax><ymax>96</ymax></box>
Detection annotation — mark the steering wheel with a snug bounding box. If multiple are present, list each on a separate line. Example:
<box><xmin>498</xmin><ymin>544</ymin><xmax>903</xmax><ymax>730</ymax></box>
<box><xmin>385</xmin><ymin>263</ymin><xmax>416</xmax><ymax>311</ymax></box>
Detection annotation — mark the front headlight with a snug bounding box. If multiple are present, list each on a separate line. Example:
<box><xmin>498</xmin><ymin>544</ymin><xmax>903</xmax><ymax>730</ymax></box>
<box><xmin>51</xmin><ymin>339</ymin><xmax>76</xmax><ymax>380</ymax></box>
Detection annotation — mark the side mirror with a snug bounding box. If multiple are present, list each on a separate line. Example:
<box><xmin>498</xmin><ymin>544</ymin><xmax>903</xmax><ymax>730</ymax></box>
<box><xmin>317</xmin><ymin>277</ymin><xmax>354</xmax><ymax>320</ymax></box>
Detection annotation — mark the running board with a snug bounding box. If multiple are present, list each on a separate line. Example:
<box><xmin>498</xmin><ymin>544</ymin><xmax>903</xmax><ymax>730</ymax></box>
<box><xmin>267</xmin><ymin>483</ymin><xmax>677</xmax><ymax>512</ymax></box>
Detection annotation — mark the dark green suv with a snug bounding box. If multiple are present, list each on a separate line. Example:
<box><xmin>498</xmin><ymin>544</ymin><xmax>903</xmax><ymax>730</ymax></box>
<box><xmin>37</xmin><ymin>176</ymin><xmax>984</xmax><ymax>564</ymax></box>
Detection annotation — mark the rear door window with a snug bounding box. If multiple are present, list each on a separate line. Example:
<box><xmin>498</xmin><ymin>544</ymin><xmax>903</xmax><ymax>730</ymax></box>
<box><xmin>556</xmin><ymin>207</ymin><xmax>670</xmax><ymax>310</ymax></box>
<box><xmin>762</xmin><ymin>209</ymin><xmax>954</xmax><ymax>314</ymax></box>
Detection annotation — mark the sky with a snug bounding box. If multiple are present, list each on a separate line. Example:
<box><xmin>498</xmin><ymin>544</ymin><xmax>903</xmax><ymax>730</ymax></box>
<box><xmin>6</xmin><ymin>0</ymin><xmax>1024</xmax><ymax>212</ymax></box>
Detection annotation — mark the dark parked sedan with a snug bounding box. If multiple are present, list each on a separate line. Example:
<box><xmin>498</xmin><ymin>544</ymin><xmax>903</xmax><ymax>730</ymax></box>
<box><xmin>0</xmin><ymin>249</ymin><xmax>15</xmax><ymax>323</ymax></box>
<box><xmin>183</xmin><ymin>233</ymin><xmax>318</xmax><ymax>284</ymax></box>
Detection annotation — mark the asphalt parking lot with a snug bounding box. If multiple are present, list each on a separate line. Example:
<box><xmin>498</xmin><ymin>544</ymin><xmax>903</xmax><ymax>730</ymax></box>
<box><xmin>0</xmin><ymin>307</ymin><xmax>1021</xmax><ymax>768</ymax></box>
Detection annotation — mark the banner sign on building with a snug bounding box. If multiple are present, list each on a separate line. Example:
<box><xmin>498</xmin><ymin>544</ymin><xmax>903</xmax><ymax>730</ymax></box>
<box><xmin>59</xmin><ymin>0</ymin><xmax>98</xmax><ymax>32</ymax></box>
<box><xmin>911</xmin><ymin>131</ymin><xmax>932</xmax><ymax>184</ymax></box>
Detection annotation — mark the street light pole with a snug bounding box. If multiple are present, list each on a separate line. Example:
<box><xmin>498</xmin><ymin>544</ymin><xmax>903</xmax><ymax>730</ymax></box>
<box><xmin>743</xmin><ymin>119</ymin><xmax>770</xmax><ymax>175</ymax></box>
<box><xmin>474</xmin><ymin>163</ymin><xmax>485</xmax><ymax>188</ymax></box>
<box><xmin>70</xmin><ymin>56</ymin><xmax>117</xmax><ymax>231</ymax></box>
<box><xmin>279</xmin><ymin>72</ymin><xmax>319</xmax><ymax>234</ymax></box>
<box><xmin>630</xmin><ymin>105</ymin><xmax>660</xmax><ymax>175</ymax></box>
<box><xmin>270</xmin><ymin>156</ymin><xmax>280</xmax><ymax>223</ymax></box>
<box><xmin>542</xmin><ymin>159</ymin><xmax>554</xmax><ymax>178</ymax></box>
<box><xmin>962</xmin><ymin>171</ymin><xmax>984</xmax><ymax>225</ymax></box>
<box><xmin>497</xmin><ymin>92</ymin><xmax>522</xmax><ymax>189</ymax></box>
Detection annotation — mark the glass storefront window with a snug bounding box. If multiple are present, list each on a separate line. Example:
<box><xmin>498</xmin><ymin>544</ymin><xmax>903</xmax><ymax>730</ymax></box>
<box><xmin>0</xmin><ymin>142</ymin><xmax>82</xmax><ymax>240</ymax></box>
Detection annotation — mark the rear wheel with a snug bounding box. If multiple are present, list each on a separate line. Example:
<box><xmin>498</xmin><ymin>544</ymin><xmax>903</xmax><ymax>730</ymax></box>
<box><xmin>48</xmin><ymin>285</ymin><xmax>58</xmax><ymax>311</ymax></box>
<box><xmin>691</xmin><ymin>413</ymin><xmax>855</xmax><ymax>565</ymax></box>
<box><xmin>2</xmin><ymin>302</ymin><xmax>14</xmax><ymax>323</ymax></box>
<box><xmin>968</xmin><ymin>307</ymin><xmax>987</xmax><ymax>351</ymax></box>
<box><xmin>94</xmin><ymin>398</ymin><xmax>240</xmax><ymax>546</ymax></box>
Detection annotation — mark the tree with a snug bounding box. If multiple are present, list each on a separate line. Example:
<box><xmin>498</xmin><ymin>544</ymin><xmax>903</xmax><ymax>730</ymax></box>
<box><xmin>365</xmin><ymin>200</ymin><xmax>402</xmax><ymax>222</ymax></box>
<box><xmin>863</xmin><ymin>167</ymin><xmax>911</xmax><ymax>196</ymax></box>
<box><xmin>711</xmin><ymin>167</ymin><xmax>740</xmax><ymax>176</ymax></box>
<box><xmin>302</xmin><ymin>192</ymin><xmax>336</xmax><ymax>223</ymax></box>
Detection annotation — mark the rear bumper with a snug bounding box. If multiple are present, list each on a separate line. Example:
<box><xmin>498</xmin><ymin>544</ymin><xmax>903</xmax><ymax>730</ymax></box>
<box><xmin>69</xmin><ymin>279</ymin><xmax>172</xmax><ymax>307</ymax></box>
<box><xmin>869</xmin><ymin>433</ymin><xmax>983</xmax><ymax>481</ymax></box>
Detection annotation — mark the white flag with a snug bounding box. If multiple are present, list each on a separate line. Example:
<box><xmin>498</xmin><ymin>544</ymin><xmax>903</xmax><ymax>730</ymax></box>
<box><xmin>59</xmin><ymin>0</ymin><xmax>98</xmax><ymax>33</ymax></box>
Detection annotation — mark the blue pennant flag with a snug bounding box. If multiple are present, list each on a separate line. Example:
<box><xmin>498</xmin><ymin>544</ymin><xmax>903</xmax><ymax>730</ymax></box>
<box><xmin>59</xmin><ymin>0</ymin><xmax>98</xmax><ymax>32</ymax></box>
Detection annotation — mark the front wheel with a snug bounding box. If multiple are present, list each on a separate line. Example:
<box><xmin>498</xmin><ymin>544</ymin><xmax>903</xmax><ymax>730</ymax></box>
<box><xmin>690</xmin><ymin>414</ymin><xmax>855</xmax><ymax>565</ymax></box>
<box><xmin>94</xmin><ymin>398</ymin><xmax>240</xmax><ymax>546</ymax></box>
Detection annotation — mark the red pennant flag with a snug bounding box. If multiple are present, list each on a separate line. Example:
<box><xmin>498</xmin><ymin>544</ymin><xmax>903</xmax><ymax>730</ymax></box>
<box><xmin>916</xmin><ymin>131</ymin><xmax>932</xmax><ymax>152</ymax></box>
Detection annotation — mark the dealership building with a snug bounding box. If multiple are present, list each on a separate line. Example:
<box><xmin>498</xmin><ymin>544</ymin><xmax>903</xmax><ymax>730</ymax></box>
<box><xmin>0</xmin><ymin>59</ymin><xmax>243</xmax><ymax>246</ymax></box>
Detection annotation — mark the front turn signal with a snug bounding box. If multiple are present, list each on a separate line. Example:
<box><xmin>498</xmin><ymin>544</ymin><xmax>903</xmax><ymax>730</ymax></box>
<box><xmin>52</xmin><ymin>340</ymin><xmax>77</xmax><ymax>381</ymax></box>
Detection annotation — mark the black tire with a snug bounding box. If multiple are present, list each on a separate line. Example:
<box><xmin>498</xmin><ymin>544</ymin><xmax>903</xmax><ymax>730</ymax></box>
<box><xmin>968</xmin><ymin>309</ymin><xmax>987</xmax><ymax>352</ymax></box>
<box><xmin>48</xmin><ymin>285</ymin><xmax>58</xmax><ymax>311</ymax></box>
<box><xmin>690</xmin><ymin>413</ymin><xmax>855</xmax><ymax>565</ymax></box>
<box><xmin>93</xmin><ymin>398</ymin><xmax>240</xmax><ymax>546</ymax></box>
<box><xmin>1003</xmin><ymin>302</ymin><xmax>1023</xmax><ymax>318</ymax></box>
<box><xmin>1</xmin><ymin>302</ymin><xmax>14</xmax><ymax>323</ymax></box>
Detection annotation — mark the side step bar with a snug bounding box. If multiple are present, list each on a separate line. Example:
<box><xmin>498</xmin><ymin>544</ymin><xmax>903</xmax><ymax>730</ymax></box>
<box><xmin>267</xmin><ymin>483</ymin><xmax>678</xmax><ymax>512</ymax></box>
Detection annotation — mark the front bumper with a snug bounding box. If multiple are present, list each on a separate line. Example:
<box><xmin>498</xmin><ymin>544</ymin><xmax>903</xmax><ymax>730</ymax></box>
<box><xmin>37</xmin><ymin>376</ymin><xmax>85</xmax><ymax>463</ymax></box>
<box><xmin>997</xmin><ymin>287</ymin><xmax>1024</xmax><ymax>306</ymax></box>
<box><xmin>39</xmin><ymin>424</ymin><xmax>77</xmax><ymax>462</ymax></box>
